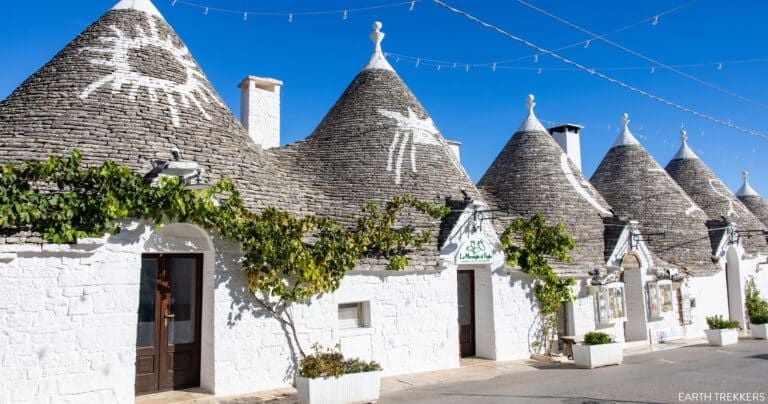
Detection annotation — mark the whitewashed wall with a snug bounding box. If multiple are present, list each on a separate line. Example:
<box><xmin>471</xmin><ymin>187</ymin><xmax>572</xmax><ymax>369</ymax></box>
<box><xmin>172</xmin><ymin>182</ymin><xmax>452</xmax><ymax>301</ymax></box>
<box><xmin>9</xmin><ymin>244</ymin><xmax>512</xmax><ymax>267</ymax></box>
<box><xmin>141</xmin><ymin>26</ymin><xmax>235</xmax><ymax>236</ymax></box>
<box><xmin>570</xmin><ymin>282</ymin><xmax>627</xmax><ymax>343</ymax></box>
<box><xmin>212</xmin><ymin>262</ymin><xmax>460</xmax><ymax>396</ymax></box>
<box><xmin>0</xmin><ymin>230</ymin><xmax>143</xmax><ymax>404</ymax></box>
<box><xmin>488</xmin><ymin>269</ymin><xmax>539</xmax><ymax>360</ymax></box>
<box><xmin>687</xmin><ymin>272</ymin><xmax>729</xmax><ymax>337</ymax></box>
<box><xmin>0</xmin><ymin>222</ymin><xmax>221</xmax><ymax>404</ymax></box>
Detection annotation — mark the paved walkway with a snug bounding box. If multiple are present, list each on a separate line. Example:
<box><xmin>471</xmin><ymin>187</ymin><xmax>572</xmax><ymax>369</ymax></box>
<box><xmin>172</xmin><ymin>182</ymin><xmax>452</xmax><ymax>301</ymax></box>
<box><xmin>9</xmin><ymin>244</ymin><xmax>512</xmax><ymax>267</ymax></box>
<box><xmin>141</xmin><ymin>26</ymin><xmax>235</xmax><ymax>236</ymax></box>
<box><xmin>381</xmin><ymin>338</ymin><xmax>768</xmax><ymax>403</ymax></box>
<box><xmin>135</xmin><ymin>337</ymin><xmax>711</xmax><ymax>403</ymax></box>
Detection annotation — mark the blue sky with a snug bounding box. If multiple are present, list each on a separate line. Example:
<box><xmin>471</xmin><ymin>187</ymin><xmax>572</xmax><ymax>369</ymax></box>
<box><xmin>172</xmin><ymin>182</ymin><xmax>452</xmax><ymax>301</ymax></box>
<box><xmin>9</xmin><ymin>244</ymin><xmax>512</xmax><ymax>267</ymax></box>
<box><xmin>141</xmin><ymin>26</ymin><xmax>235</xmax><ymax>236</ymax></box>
<box><xmin>2</xmin><ymin>0</ymin><xmax>767</xmax><ymax>195</ymax></box>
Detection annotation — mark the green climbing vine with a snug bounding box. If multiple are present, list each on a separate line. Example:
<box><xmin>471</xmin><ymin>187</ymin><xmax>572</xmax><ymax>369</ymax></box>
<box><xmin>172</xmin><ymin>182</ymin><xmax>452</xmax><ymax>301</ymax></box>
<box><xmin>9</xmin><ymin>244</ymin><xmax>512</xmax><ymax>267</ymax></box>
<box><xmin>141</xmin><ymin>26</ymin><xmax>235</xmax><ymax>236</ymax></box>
<box><xmin>500</xmin><ymin>213</ymin><xmax>576</xmax><ymax>355</ymax></box>
<box><xmin>0</xmin><ymin>150</ymin><xmax>450</xmax><ymax>358</ymax></box>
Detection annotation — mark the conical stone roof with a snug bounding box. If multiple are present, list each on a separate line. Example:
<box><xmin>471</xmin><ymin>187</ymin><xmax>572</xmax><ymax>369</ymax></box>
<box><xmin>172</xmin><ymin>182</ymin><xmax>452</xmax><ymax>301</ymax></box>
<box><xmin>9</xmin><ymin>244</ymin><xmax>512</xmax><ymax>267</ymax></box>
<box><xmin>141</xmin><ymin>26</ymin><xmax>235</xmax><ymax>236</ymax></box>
<box><xmin>591</xmin><ymin>114</ymin><xmax>719</xmax><ymax>276</ymax></box>
<box><xmin>736</xmin><ymin>172</ymin><xmax>768</xmax><ymax>228</ymax></box>
<box><xmin>273</xmin><ymin>23</ymin><xmax>479</xmax><ymax>269</ymax></box>
<box><xmin>0</xmin><ymin>0</ymin><xmax>295</xmax><ymax>211</ymax></box>
<box><xmin>478</xmin><ymin>95</ymin><xmax>614</xmax><ymax>277</ymax></box>
<box><xmin>666</xmin><ymin>131</ymin><xmax>767</xmax><ymax>253</ymax></box>
<box><xmin>280</xmin><ymin>22</ymin><xmax>478</xmax><ymax>215</ymax></box>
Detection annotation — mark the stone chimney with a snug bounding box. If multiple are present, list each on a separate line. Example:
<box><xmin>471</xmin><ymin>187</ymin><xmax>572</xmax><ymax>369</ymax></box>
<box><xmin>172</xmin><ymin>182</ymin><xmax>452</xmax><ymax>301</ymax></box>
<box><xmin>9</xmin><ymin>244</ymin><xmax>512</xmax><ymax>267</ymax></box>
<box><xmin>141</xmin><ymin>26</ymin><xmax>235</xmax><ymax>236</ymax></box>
<box><xmin>446</xmin><ymin>140</ymin><xmax>462</xmax><ymax>163</ymax></box>
<box><xmin>548</xmin><ymin>123</ymin><xmax>583</xmax><ymax>172</ymax></box>
<box><xmin>239</xmin><ymin>76</ymin><xmax>283</xmax><ymax>149</ymax></box>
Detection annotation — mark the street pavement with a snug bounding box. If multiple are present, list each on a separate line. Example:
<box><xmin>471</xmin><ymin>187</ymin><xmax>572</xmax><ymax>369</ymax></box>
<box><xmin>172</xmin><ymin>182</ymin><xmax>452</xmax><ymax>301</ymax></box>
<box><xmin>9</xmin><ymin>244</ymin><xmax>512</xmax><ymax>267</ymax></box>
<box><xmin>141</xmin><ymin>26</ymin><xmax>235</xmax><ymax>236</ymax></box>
<box><xmin>379</xmin><ymin>339</ymin><xmax>768</xmax><ymax>404</ymax></box>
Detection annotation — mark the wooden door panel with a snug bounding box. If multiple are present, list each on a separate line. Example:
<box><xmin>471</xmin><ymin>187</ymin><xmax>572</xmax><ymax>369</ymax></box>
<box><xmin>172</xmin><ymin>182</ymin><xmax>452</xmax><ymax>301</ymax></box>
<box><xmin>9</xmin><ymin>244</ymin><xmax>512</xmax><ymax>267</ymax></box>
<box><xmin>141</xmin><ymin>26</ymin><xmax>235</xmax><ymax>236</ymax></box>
<box><xmin>135</xmin><ymin>258</ymin><xmax>160</xmax><ymax>395</ymax></box>
<box><xmin>457</xmin><ymin>271</ymin><xmax>476</xmax><ymax>357</ymax></box>
<box><xmin>167</xmin><ymin>256</ymin><xmax>202</xmax><ymax>390</ymax></box>
<box><xmin>136</xmin><ymin>254</ymin><xmax>202</xmax><ymax>395</ymax></box>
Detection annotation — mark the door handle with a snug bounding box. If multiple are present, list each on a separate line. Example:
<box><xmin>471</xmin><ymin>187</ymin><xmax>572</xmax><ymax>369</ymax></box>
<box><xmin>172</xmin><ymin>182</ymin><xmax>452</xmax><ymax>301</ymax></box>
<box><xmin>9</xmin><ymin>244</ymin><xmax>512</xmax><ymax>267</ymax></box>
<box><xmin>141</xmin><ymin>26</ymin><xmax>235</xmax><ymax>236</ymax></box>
<box><xmin>164</xmin><ymin>308</ymin><xmax>175</xmax><ymax>327</ymax></box>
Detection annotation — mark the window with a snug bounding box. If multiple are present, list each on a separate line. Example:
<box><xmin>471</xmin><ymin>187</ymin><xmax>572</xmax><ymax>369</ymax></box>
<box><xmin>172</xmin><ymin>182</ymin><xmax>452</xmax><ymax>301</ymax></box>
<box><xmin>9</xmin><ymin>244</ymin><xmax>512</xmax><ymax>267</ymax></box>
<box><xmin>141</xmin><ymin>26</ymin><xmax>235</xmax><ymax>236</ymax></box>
<box><xmin>338</xmin><ymin>302</ymin><xmax>370</xmax><ymax>329</ymax></box>
<box><xmin>647</xmin><ymin>280</ymin><xmax>673</xmax><ymax>318</ymax></box>
<box><xmin>594</xmin><ymin>283</ymin><xmax>627</xmax><ymax>324</ymax></box>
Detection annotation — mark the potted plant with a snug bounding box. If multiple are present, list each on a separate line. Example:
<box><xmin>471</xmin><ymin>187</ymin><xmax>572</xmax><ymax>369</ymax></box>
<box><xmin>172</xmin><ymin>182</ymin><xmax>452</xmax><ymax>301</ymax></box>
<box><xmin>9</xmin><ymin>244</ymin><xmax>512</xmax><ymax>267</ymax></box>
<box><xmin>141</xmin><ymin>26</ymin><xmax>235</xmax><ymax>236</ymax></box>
<box><xmin>572</xmin><ymin>331</ymin><xmax>623</xmax><ymax>369</ymax></box>
<box><xmin>745</xmin><ymin>279</ymin><xmax>768</xmax><ymax>339</ymax></box>
<box><xmin>296</xmin><ymin>344</ymin><xmax>382</xmax><ymax>404</ymax></box>
<box><xmin>704</xmin><ymin>315</ymin><xmax>740</xmax><ymax>346</ymax></box>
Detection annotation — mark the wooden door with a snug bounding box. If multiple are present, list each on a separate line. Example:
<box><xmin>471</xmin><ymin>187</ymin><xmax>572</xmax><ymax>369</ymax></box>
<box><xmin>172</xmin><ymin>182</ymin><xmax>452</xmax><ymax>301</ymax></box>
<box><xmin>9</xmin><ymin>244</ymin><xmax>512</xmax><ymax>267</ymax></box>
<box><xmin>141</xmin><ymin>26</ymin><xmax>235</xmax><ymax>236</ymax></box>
<box><xmin>457</xmin><ymin>270</ymin><xmax>476</xmax><ymax>357</ymax></box>
<box><xmin>135</xmin><ymin>254</ymin><xmax>203</xmax><ymax>395</ymax></box>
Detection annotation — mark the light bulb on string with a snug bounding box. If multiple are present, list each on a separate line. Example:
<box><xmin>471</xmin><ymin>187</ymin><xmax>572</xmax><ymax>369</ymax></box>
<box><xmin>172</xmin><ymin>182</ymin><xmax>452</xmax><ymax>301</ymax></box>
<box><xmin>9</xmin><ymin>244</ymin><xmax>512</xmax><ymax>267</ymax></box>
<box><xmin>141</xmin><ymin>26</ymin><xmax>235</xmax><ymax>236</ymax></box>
<box><xmin>652</xmin><ymin>16</ymin><xmax>659</xmax><ymax>26</ymax></box>
<box><xmin>437</xmin><ymin>65</ymin><xmax>442</xmax><ymax>71</ymax></box>
<box><xmin>172</xmin><ymin>0</ymin><xmax>177</xmax><ymax>6</ymax></box>
<box><xmin>410</xmin><ymin>1</ymin><xmax>416</xmax><ymax>11</ymax></box>
<box><xmin>203</xmin><ymin>7</ymin><xmax>208</xmax><ymax>15</ymax></box>
<box><xmin>717</xmin><ymin>63</ymin><xmax>723</xmax><ymax>70</ymax></box>
<box><xmin>452</xmin><ymin>63</ymin><xmax>457</xmax><ymax>69</ymax></box>
<box><xmin>243</xmin><ymin>12</ymin><xmax>248</xmax><ymax>21</ymax></box>
<box><xmin>537</xmin><ymin>68</ymin><xmax>542</xmax><ymax>74</ymax></box>
<box><xmin>465</xmin><ymin>65</ymin><xmax>470</xmax><ymax>72</ymax></box>
<box><xmin>533</xmin><ymin>54</ymin><xmax>539</xmax><ymax>63</ymax></box>
<box><xmin>492</xmin><ymin>62</ymin><xmax>497</xmax><ymax>72</ymax></box>
<box><xmin>343</xmin><ymin>10</ymin><xmax>348</xmax><ymax>20</ymax></box>
<box><xmin>288</xmin><ymin>13</ymin><xmax>293</xmax><ymax>22</ymax></box>
<box><xmin>415</xmin><ymin>58</ymin><xmax>421</xmax><ymax>68</ymax></box>
<box><xmin>651</xmin><ymin>67</ymin><xmax>655</xmax><ymax>74</ymax></box>
<box><xmin>584</xmin><ymin>40</ymin><xmax>591</xmax><ymax>49</ymax></box>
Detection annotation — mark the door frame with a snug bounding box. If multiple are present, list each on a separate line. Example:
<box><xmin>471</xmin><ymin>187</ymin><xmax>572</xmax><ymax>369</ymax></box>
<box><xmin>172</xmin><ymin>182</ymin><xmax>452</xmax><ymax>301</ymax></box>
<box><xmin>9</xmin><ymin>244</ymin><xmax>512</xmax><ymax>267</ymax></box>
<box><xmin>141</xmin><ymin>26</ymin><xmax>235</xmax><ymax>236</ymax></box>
<box><xmin>457</xmin><ymin>269</ymin><xmax>477</xmax><ymax>357</ymax></box>
<box><xmin>136</xmin><ymin>253</ymin><xmax>204</xmax><ymax>395</ymax></box>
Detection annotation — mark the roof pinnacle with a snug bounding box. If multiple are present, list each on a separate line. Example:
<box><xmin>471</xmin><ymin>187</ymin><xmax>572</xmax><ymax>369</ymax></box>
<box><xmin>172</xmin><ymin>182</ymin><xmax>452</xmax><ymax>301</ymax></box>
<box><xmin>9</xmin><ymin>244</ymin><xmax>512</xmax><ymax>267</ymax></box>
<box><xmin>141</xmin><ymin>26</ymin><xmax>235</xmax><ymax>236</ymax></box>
<box><xmin>112</xmin><ymin>0</ymin><xmax>165</xmax><ymax>20</ymax></box>
<box><xmin>364</xmin><ymin>21</ymin><xmax>394</xmax><ymax>71</ymax></box>
<box><xmin>736</xmin><ymin>170</ymin><xmax>760</xmax><ymax>197</ymax></box>
<box><xmin>672</xmin><ymin>126</ymin><xmax>699</xmax><ymax>160</ymax></box>
<box><xmin>516</xmin><ymin>94</ymin><xmax>546</xmax><ymax>133</ymax></box>
<box><xmin>527</xmin><ymin>94</ymin><xmax>535</xmax><ymax>114</ymax></box>
<box><xmin>612</xmin><ymin>112</ymin><xmax>640</xmax><ymax>147</ymax></box>
<box><xmin>371</xmin><ymin>21</ymin><xmax>384</xmax><ymax>53</ymax></box>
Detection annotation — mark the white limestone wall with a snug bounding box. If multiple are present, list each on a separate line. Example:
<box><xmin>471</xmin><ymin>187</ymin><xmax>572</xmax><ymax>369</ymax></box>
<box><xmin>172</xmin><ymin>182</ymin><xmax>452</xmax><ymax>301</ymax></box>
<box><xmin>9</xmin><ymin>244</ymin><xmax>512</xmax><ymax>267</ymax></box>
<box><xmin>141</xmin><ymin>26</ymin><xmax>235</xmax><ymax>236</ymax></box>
<box><xmin>730</xmin><ymin>252</ymin><xmax>768</xmax><ymax>328</ymax></box>
<box><xmin>687</xmin><ymin>272</ymin><xmax>729</xmax><ymax>337</ymax></box>
<box><xmin>239</xmin><ymin>77</ymin><xmax>282</xmax><ymax>149</ymax></box>
<box><xmin>570</xmin><ymin>282</ymin><xmax>627</xmax><ymax>343</ymax></box>
<box><xmin>488</xmin><ymin>269</ymin><xmax>540</xmax><ymax>360</ymax></box>
<box><xmin>212</xmin><ymin>263</ymin><xmax>460</xmax><ymax>396</ymax></box>
<box><xmin>0</xmin><ymin>223</ymin><xmax>219</xmax><ymax>404</ymax></box>
<box><xmin>0</xmin><ymin>233</ymin><xmax>144</xmax><ymax>404</ymax></box>
<box><xmin>753</xmin><ymin>261</ymin><xmax>768</xmax><ymax>308</ymax></box>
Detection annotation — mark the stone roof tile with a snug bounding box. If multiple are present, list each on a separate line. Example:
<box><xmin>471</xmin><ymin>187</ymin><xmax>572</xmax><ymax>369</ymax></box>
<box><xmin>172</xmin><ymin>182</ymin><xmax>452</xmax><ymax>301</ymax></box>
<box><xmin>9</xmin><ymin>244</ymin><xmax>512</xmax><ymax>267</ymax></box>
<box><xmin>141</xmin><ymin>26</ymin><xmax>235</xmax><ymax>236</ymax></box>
<box><xmin>0</xmin><ymin>3</ymin><xmax>304</xmax><ymax>214</ymax></box>
<box><xmin>478</xmin><ymin>95</ymin><xmax>614</xmax><ymax>277</ymax></box>
<box><xmin>666</xmin><ymin>134</ymin><xmax>767</xmax><ymax>254</ymax></box>
<box><xmin>591</xmin><ymin>114</ymin><xmax>719</xmax><ymax>276</ymax></box>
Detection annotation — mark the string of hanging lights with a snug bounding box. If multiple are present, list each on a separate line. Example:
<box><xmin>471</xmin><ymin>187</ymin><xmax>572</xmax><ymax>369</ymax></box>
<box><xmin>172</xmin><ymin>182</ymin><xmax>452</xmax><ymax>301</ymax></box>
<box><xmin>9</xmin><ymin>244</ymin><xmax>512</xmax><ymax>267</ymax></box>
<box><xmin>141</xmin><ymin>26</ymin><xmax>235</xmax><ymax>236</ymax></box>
<box><xmin>384</xmin><ymin>53</ymin><xmax>768</xmax><ymax>74</ymax></box>
<box><xmin>169</xmin><ymin>0</ymin><xmax>421</xmax><ymax>20</ymax></box>
<box><xmin>431</xmin><ymin>0</ymin><xmax>767</xmax><ymax>140</ymax></box>
<box><xmin>514</xmin><ymin>0</ymin><xmax>768</xmax><ymax>112</ymax></box>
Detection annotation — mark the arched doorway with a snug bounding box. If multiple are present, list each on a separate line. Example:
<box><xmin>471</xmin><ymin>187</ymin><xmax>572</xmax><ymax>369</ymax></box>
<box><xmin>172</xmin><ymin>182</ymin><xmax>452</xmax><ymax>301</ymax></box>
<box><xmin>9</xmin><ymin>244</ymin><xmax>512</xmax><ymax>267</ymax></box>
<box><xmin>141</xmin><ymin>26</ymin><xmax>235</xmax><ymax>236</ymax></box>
<box><xmin>136</xmin><ymin>224</ymin><xmax>215</xmax><ymax>395</ymax></box>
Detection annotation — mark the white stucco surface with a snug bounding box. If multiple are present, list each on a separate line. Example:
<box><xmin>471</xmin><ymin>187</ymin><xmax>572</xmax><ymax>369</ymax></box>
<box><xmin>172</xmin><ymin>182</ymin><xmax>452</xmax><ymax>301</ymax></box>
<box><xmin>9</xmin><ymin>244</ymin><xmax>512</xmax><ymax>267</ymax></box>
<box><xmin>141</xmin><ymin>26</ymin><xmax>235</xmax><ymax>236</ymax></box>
<box><xmin>239</xmin><ymin>77</ymin><xmax>282</xmax><ymax>149</ymax></box>
<box><xmin>0</xmin><ymin>230</ymin><xmax>143</xmax><ymax>403</ymax></box>
<box><xmin>212</xmin><ymin>264</ymin><xmax>460</xmax><ymax>396</ymax></box>
<box><xmin>687</xmin><ymin>272</ymin><xmax>729</xmax><ymax>337</ymax></box>
<box><xmin>0</xmin><ymin>223</ymin><xmax>218</xmax><ymax>403</ymax></box>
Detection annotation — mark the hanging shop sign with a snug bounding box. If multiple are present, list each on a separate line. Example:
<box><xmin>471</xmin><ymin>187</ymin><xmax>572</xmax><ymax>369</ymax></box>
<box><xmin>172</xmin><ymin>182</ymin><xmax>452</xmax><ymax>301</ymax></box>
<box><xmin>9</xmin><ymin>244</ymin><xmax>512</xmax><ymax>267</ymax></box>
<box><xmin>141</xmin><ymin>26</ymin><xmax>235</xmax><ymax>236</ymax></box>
<box><xmin>456</xmin><ymin>237</ymin><xmax>494</xmax><ymax>264</ymax></box>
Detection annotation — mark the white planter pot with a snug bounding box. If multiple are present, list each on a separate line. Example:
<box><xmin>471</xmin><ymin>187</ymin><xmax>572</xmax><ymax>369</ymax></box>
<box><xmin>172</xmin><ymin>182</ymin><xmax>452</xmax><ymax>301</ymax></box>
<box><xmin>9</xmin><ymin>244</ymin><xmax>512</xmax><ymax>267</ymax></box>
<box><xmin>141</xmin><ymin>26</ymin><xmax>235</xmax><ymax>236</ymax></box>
<box><xmin>297</xmin><ymin>371</ymin><xmax>381</xmax><ymax>404</ymax></box>
<box><xmin>704</xmin><ymin>329</ymin><xmax>739</xmax><ymax>346</ymax></box>
<box><xmin>750</xmin><ymin>323</ymin><xmax>768</xmax><ymax>339</ymax></box>
<box><xmin>572</xmin><ymin>342</ymin><xmax>623</xmax><ymax>369</ymax></box>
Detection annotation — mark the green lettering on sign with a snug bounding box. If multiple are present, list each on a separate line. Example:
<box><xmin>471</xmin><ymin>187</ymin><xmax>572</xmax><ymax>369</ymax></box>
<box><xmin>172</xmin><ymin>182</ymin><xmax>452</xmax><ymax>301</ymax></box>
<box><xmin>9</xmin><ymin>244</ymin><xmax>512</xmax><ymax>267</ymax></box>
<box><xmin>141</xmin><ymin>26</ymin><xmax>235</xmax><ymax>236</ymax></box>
<box><xmin>458</xmin><ymin>239</ymin><xmax>493</xmax><ymax>264</ymax></box>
